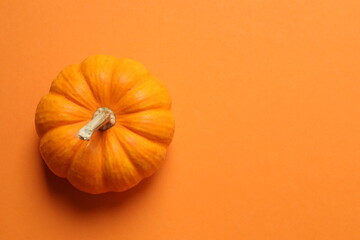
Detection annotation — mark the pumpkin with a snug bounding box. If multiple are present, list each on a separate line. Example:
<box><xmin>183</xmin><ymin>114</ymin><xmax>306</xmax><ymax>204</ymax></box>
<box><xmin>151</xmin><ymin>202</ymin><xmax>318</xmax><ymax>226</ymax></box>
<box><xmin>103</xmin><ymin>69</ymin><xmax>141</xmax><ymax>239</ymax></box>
<box><xmin>35</xmin><ymin>55</ymin><xmax>175</xmax><ymax>194</ymax></box>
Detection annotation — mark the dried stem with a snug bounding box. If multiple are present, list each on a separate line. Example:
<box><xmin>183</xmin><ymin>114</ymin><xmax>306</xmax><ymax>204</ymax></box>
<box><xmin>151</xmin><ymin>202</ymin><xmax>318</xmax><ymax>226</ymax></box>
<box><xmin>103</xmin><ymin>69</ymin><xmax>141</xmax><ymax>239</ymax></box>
<box><xmin>78</xmin><ymin>107</ymin><xmax>116</xmax><ymax>141</ymax></box>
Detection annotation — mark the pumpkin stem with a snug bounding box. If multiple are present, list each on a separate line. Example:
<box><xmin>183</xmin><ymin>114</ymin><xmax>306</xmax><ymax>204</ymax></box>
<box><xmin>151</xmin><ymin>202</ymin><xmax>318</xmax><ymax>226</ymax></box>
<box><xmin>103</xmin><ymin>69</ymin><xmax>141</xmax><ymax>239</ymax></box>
<box><xmin>78</xmin><ymin>107</ymin><xmax>116</xmax><ymax>141</ymax></box>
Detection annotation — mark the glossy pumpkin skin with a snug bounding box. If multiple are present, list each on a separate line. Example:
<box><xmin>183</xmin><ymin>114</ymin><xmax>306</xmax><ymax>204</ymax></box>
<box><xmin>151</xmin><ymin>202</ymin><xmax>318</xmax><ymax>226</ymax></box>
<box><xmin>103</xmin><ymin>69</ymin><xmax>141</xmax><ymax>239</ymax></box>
<box><xmin>35</xmin><ymin>55</ymin><xmax>174</xmax><ymax>194</ymax></box>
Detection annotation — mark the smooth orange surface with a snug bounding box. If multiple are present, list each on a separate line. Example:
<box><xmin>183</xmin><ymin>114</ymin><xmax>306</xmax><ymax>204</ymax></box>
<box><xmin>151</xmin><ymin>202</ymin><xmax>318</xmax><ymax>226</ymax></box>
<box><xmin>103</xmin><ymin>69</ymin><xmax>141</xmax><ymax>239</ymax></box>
<box><xmin>1</xmin><ymin>0</ymin><xmax>360</xmax><ymax>239</ymax></box>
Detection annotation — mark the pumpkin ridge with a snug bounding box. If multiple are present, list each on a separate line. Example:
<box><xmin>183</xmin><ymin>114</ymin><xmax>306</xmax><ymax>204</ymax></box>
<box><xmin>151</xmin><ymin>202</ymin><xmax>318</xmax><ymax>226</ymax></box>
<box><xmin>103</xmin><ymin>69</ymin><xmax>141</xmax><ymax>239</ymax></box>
<box><xmin>118</xmin><ymin>121</ymin><xmax>170</xmax><ymax>146</ymax></box>
<box><xmin>100</xmin><ymin>133</ymin><xmax>111</xmax><ymax>192</ymax></box>
<box><xmin>50</xmin><ymin>64</ymin><xmax>100</xmax><ymax>111</ymax></box>
<box><xmin>109</xmin><ymin>58</ymin><xmax>150</xmax><ymax>109</ymax></box>
<box><xmin>41</xmin><ymin>120</ymin><xmax>89</xmax><ymax>137</ymax></box>
<box><xmin>117</xmin><ymin>105</ymin><xmax>171</xmax><ymax>116</ymax></box>
<box><xmin>100</xmin><ymin>136</ymin><xmax>108</xmax><ymax>193</ymax></box>
<box><xmin>51</xmin><ymin>120</ymin><xmax>90</xmax><ymax>133</ymax></box>
<box><xmin>66</xmin><ymin>133</ymin><xmax>88</xmax><ymax>179</ymax></box>
<box><xmin>112</xmin><ymin>125</ymin><xmax>165</xmax><ymax>177</ymax></box>
<box><xmin>63</xmin><ymin>139</ymin><xmax>86</xmax><ymax>176</ymax></box>
<box><xmin>35</xmin><ymin>93</ymin><xmax>93</xmax><ymax>136</ymax></box>
<box><xmin>66</xmin><ymin>136</ymin><xmax>105</xmax><ymax>194</ymax></box>
<box><xmin>111</xmin><ymin>126</ymin><xmax>144</xmax><ymax>178</ymax></box>
<box><xmin>111</xmin><ymin>73</ymin><xmax>152</xmax><ymax>111</ymax></box>
<box><xmin>115</xmin><ymin>88</ymin><xmax>171</xmax><ymax>115</ymax></box>
<box><xmin>110</xmin><ymin>76</ymin><xmax>159</xmax><ymax>114</ymax></box>
<box><xmin>79</xmin><ymin>69</ymin><xmax>101</xmax><ymax>107</ymax></box>
<box><xmin>40</xmin><ymin>122</ymin><xmax>88</xmax><ymax>177</ymax></box>
<box><xmin>101</xmin><ymin>131</ymin><xmax>141</xmax><ymax>192</ymax></box>
<box><xmin>80</xmin><ymin>55</ymin><xmax>118</xmax><ymax>106</ymax></box>
<box><xmin>36</xmin><ymin>111</ymin><xmax>90</xmax><ymax>137</ymax></box>
<box><xmin>50</xmin><ymin>91</ymin><xmax>97</xmax><ymax>112</ymax></box>
<box><xmin>66</xmin><ymin>141</ymin><xmax>87</xmax><ymax>190</ymax></box>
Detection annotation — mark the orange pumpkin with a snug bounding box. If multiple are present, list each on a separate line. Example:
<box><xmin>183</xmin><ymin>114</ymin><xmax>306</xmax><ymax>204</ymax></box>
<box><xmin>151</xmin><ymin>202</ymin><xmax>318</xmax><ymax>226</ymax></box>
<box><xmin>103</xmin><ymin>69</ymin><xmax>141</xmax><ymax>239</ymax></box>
<box><xmin>35</xmin><ymin>55</ymin><xmax>175</xmax><ymax>194</ymax></box>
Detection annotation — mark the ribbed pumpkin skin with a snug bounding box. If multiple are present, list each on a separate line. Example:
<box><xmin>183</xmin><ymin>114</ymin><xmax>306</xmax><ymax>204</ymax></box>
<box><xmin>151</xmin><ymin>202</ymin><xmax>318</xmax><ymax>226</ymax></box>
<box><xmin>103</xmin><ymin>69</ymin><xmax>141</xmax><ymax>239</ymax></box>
<box><xmin>35</xmin><ymin>55</ymin><xmax>174</xmax><ymax>194</ymax></box>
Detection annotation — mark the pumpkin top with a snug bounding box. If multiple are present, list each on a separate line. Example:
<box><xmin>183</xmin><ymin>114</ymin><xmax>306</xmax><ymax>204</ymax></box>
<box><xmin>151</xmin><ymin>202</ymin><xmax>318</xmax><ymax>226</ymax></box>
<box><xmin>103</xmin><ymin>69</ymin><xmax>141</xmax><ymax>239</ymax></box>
<box><xmin>35</xmin><ymin>55</ymin><xmax>174</xmax><ymax>194</ymax></box>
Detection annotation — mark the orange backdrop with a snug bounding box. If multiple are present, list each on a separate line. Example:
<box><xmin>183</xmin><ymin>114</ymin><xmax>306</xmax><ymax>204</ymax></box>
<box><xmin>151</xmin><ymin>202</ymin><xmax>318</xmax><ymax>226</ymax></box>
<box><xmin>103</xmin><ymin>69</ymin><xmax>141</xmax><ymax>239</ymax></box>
<box><xmin>1</xmin><ymin>0</ymin><xmax>360</xmax><ymax>239</ymax></box>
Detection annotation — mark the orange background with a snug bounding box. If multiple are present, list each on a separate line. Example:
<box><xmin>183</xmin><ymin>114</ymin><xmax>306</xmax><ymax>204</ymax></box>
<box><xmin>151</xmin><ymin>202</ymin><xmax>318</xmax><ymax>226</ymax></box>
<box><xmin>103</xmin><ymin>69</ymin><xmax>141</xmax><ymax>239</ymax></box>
<box><xmin>1</xmin><ymin>0</ymin><xmax>360</xmax><ymax>239</ymax></box>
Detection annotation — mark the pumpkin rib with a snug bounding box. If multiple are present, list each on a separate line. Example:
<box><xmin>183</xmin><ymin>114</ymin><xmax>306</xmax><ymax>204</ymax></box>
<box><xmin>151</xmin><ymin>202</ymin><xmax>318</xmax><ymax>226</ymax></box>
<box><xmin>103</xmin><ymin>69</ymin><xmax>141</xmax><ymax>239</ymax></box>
<box><xmin>100</xmin><ymin>143</ymin><xmax>111</xmax><ymax>192</ymax></box>
<box><xmin>66</xmin><ymin>144</ymin><xmax>91</xmax><ymax>192</ymax></box>
<box><xmin>110</xmin><ymin>127</ymin><xmax>143</xmax><ymax>178</ymax></box>
<box><xmin>80</xmin><ymin>55</ymin><xmax>118</xmax><ymax>106</ymax></box>
<box><xmin>50</xmin><ymin>91</ymin><xmax>96</xmax><ymax>113</ymax></box>
<box><xmin>116</xmin><ymin>95</ymin><xmax>171</xmax><ymax>115</ymax></box>
<box><xmin>65</xmin><ymin>143</ymin><xmax>84</xmax><ymax>181</ymax></box>
<box><xmin>42</xmin><ymin>120</ymin><xmax>89</xmax><ymax>136</ymax></box>
<box><xmin>118</xmin><ymin>121</ymin><xmax>171</xmax><ymax>146</ymax></box>
<box><xmin>112</xmin><ymin>75</ymin><xmax>171</xmax><ymax>115</ymax></box>
<box><xmin>108</xmin><ymin>74</ymin><xmax>127</xmax><ymax>109</ymax></box>
<box><xmin>50</xmin><ymin>64</ymin><xmax>100</xmax><ymax>111</ymax></box>
<box><xmin>37</xmin><ymin>118</ymin><xmax>89</xmax><ymax>138</ymax></box>
<box><xmin>62</xmin><ymin>137</ymin><xmax>87</xmax><ymax>176</ymax></box>
<box><xmin>109</xmin><ymin>58</ymin><xmax>150</xmax><ymax>107</ymax></box>
<box><xmin>78</xmin><ymin>69</ymin><xmax>102</xmax><ymax>109</ymax></box>
<box><xmin>37</xmin><ymin>92</ymin><xmax>93</xmax><ymax>115</ymax></box>
<box><xmin>100</xmin><ymin>133</ymin><xmax>111</xmax><ymax>192</ymax></box>
<box><xmin>66</xmin><ymin>132</ymin><xmax>106</xmax><ymax>194</ymax></box>
<box><xmin>109</xmin><ymin>73</ymin><xmax>152</xmax><ymax>111</ymax></box>
<box><xmin>40</xmin><ymin>122</ymin><xmax>88</xmax><ymax>177</ymax></box>
<box><xmin>111</xmin><ymin>126</ymin><xmax>150</xmax><ymax>178</ymax></box>
<box><xmin>116</xmin><ymin>105</ymin><xmax>172</xmax><ymax>116</ymax></box>
<box><xmin>35</xmin><ymin>94</ymin><xmax>93</xmax><ymax>137</ymax></box>
<box><xmin>112</xmin><ymin>125</ymin><xmax>167</xmax><ymax>178</ymax></box>
<box><xmin>101</xmin><ymin>130</ymin><xmax>142</xmax><ymax>192</ymax></box>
